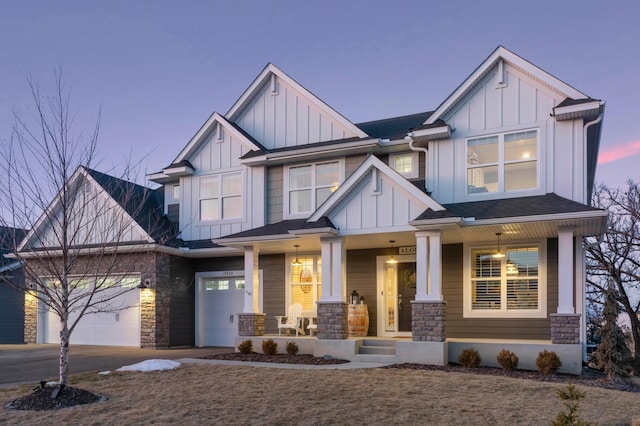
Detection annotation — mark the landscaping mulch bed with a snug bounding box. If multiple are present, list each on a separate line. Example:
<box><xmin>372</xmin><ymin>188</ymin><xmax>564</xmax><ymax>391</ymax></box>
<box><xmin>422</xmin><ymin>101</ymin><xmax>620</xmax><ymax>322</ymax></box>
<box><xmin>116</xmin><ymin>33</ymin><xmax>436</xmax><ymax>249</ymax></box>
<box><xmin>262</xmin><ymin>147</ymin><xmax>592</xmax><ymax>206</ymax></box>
<box><xmin>201</xmin><ymin>352</ymin><xmax>350</xmax><ymax>365</ymax></box>
<box><xmin>5</xmin><ymin>385</ymin><xmax>104</xmax><ymax>411</ymax></box>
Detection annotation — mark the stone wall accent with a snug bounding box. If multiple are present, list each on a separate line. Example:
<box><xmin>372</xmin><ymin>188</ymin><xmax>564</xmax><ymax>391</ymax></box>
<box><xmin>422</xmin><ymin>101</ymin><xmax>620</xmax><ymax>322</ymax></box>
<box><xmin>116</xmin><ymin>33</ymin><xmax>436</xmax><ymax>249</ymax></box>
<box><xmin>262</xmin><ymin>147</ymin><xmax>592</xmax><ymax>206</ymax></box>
<box><xmin>141</xmin><ymin>252</ymin><xmax>171</xmax><ymax>348</ymax></box>
<box><xmin>24</xmin><ymin>291</ymin><xmax>38</xmax><ymax>343</ymax></box>
<box><xmin>550</xmin><ymin>313</ymin><xmax>580</xmax><ymax>344</ymax></box>
<box><xmin>411</xmin><ymin>301</ymin><xmax>446</xmax><ymax>342</ymax></box>
<box><xmin>238</xmin><ymin>313</ymin><xmax>266</xmax><ymax>336</ymax></box>
<box><xmin>316</xmin><ymin>301</ymin><xmax>348</xmax><ymax>339</ymax></box>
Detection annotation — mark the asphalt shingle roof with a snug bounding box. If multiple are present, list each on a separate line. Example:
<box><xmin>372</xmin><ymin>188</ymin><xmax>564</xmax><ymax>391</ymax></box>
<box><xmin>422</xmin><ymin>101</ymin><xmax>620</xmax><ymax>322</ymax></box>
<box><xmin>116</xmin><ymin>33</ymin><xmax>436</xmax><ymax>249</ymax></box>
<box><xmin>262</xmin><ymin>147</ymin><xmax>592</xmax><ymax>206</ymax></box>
<box><xmin>218</xmin><ymin>217</ymin><xmax>336</xmax><ymax>240</ymax></box>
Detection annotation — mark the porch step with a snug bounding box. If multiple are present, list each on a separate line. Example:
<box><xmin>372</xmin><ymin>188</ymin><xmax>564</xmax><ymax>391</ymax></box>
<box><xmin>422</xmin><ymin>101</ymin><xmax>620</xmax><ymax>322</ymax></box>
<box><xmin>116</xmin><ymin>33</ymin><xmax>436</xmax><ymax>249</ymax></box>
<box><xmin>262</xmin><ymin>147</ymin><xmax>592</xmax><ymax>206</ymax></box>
<box><xmin>358</xmin><ymin>339</ymin><xmax>396</xmax><ymax>356</ymax></box>
<box><xmin>354</xmin><ymin>353</ymin><xmax>398</xmax><ymax>363</ymax></box>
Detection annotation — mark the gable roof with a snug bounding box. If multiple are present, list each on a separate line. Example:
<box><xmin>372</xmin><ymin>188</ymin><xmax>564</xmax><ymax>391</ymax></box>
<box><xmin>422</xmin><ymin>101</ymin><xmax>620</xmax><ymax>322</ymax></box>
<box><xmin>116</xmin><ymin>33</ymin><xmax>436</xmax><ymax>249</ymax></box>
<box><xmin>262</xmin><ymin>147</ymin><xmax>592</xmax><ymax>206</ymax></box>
<box><xmin>172</xmin><ymin>112</ymin><xmax>265</xmax><ymax>165</ymax></box>
<box><xmin>84</xmin><ymin>168</ymin><xmax>176</xmax><ymax>243</ymax></box>
<box><xmin>424</xmin><ymin>45</ymin><xmax>590</xmax><ymax>126</ymax></box>
<box><xmin>309</xmin><ymin>154</ymin><xmax>444</xmax><ymax>222</ymax></box>
<box><xmin>19</xmin><ymin>167</ymin><xmax>176</xmax><ymax>252</ymax></box>
<box><xmin>225</xmin><ymin>63</ymin><xmax>368</xmax><ymax>139</ymax></box>
<box><xmin>356</xmin><ymin>111</ymin><xmax>432</xmax><ymax>140</ymax></box>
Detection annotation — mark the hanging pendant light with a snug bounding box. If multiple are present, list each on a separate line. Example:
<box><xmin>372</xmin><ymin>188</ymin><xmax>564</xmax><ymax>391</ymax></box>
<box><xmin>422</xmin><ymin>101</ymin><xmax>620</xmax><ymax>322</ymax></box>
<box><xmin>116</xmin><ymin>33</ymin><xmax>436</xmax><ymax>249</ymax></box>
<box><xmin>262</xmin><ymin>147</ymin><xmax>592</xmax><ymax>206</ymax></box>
<box><xmin>292</xmin><ymin>244</ymin><xmax>302</xmax><ymax>266</ymax></box>
<box><xmin>493</xmin><ymin>232</ymin><xmax>505</xmax><ymax>258</ymax></box>
<box><xmin>386</xmin><ymin>240</ymin><xmax>398</xmax><ymax>264</ymax></box>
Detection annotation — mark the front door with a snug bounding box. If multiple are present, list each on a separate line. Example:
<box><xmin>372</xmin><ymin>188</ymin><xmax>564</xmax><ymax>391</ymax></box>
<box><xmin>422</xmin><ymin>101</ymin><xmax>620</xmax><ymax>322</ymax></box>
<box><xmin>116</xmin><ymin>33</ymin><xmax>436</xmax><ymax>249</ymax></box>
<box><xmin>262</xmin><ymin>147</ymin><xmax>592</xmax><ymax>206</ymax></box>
<box><xmin>377</xmin><ymin>254</ymin><xmax>416</xmax><ymax>336</ymax></box>
<box><xmin>397</xmin><ymin>262</ymin><xmax>417</xmax><ymax>332</ymax></box>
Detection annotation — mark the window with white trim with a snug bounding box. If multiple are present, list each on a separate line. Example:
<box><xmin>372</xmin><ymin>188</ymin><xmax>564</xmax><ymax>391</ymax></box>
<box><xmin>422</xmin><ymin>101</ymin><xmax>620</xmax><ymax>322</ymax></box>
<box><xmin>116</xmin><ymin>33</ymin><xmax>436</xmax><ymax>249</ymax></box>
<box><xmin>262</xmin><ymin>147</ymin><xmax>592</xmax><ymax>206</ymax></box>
<box><xmin>467</xmin><ymin>130</ymin><xmax>537</xmax><ymax>195</ymax></box>
<box><xmin>285</xmin><ymin>161</ymin><xmax>342</xmax><ymax>217</ymax></box>
<box><xmin>390</xmin><ymin>152</ymin><xmax>419</xmax><ymax>179</ymax></box>
<box><xmin>199</xmin><ymin>172</ymin><xmax>243</xmax><ymax>221</ymax></box>
<box><xmin>465</xmin><ymin>243</ymin><xmax>545</xmax><ymax>318</ymax></box>
<box><xmin>288</xmin><ymin>255</ymin><xmax>322</xmax><ymax>311</ymax></box>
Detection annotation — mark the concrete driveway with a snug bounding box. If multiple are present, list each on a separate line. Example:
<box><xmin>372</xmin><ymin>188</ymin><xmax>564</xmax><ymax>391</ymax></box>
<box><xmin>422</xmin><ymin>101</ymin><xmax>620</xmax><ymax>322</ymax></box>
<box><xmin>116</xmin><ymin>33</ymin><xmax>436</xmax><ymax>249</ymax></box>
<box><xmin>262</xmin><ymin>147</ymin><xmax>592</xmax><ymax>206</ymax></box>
<box><xmin>0</xmin><ymin>344</ymin><xmax>231</xmax><ymax>386</ymax></box>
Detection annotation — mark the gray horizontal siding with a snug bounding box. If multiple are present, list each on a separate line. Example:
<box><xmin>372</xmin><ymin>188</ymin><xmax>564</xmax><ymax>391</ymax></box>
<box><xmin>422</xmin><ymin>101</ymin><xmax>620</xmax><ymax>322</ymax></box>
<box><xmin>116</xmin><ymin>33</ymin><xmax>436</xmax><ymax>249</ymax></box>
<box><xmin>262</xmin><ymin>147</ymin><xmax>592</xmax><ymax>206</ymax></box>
<box><xmin>0</xmin><ymin>278</ymin><xmax>25</xmax><ymax>344</ymax></box>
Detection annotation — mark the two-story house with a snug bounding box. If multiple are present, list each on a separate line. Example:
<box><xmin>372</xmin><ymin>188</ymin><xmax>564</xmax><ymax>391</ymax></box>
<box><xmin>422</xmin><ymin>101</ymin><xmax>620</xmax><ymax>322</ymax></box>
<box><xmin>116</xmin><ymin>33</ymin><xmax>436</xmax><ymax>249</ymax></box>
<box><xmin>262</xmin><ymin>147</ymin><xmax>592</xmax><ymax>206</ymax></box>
<box><xmin>25</xmin><ymin>46</ymin><xmax>606</xmax><ymax>374</ymax></box>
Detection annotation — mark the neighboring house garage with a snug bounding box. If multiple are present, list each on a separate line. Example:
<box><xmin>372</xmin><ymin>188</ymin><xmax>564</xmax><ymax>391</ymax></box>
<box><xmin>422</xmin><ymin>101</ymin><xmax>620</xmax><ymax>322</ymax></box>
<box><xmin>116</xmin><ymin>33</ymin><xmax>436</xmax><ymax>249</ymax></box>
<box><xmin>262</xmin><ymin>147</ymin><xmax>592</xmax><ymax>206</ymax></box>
<box><xmin>0</xmin><ymin>281</ymin><xmax>24</xmax><ymax>344</ymax></box>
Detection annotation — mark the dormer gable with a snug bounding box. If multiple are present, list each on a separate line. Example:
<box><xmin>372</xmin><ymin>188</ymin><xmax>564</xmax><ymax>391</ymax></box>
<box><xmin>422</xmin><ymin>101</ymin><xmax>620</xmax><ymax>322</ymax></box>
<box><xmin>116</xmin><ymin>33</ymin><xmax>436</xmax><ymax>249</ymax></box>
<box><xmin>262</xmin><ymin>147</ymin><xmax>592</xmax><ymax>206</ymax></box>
<box><xmin>309</xmin><ymin>155</ymin><xmax>444</xmax><ymax>232</ymax></box>
<box><xmin>226</xmin><ymin>63</ymin><xmax>368</xmax><ymax>149</ymax></box>
<box><xmin>423</xmin><ymin>46</ymin><xmax>591</xmax><ymax>127</ymax></box>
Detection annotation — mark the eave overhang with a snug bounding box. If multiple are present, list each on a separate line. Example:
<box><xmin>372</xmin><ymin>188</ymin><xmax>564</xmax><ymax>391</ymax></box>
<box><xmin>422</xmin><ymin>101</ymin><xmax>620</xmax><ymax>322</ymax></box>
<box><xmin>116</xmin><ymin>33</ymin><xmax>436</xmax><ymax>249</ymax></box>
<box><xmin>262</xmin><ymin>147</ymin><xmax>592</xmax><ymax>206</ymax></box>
<box><xmin>240</xmin><ymin>138</ymin><xmax>380</xmax><ymax>166</ymax></box>
<box><xmin>552</xmin><ymin>100</ymin><xmax>603</xmax><ymax>121</ymax></box>
<box><xmin>406</xmin><ymin>124</ymin><xmax>452</xmax><ymax>145</ymax></box>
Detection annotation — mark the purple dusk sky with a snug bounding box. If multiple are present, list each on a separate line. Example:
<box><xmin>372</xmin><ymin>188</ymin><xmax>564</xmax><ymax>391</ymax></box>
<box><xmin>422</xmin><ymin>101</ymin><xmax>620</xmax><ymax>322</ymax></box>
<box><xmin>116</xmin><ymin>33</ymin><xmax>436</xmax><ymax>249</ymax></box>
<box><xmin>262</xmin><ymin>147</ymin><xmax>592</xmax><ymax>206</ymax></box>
<box><xmin>1</xmin><ymin>1</ymin><xmax>638</xmax><ymax>188</ymax></box>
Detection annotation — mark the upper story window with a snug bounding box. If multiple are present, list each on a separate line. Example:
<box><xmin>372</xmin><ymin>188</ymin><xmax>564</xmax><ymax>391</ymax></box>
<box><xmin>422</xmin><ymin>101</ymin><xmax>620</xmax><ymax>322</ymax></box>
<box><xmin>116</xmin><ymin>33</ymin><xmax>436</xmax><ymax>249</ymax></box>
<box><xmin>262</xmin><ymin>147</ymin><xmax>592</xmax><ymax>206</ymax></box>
<box><xmin>467</xmin><ymin>129</ymin><xmax>537</xmax><ymax>195</ymax></box>
<box><xmin>199</xmin><ymin>171</ymin><xmax>242</xmax><ymax>222</ymax></box>
<box><xmin>390</xmin><ymin>152</ymin><xmax>419</xmax><ymax>179</ymax></box>
<box><xmin>172</xmin><ymin>184</ymin><xmax>180</xmax><ymax>200</ymax></box>
<box><xmin>285</xmin><ymin>160</ymin><xmax>342</xmax><ymax>217</ymax></box>
<box><xmin>464</xmin><ymin>242</ymin><xmax>546</xmax><ymax>318</ymax></box>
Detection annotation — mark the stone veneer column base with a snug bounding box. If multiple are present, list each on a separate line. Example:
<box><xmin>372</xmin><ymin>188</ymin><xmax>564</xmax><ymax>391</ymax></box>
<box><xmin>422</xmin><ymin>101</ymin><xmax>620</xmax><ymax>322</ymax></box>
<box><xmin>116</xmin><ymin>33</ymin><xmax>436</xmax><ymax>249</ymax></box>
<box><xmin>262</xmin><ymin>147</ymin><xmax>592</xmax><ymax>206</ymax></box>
<box><xmin>317</xmin><ymin>301</ymin><xmax>348</xmax><ymax>339</ymax></box>
<box><xmin>24</xmin><ymin>291</ymin><xmax>38</xmax><ymax>343</ymax></box>
<box><xmin>550</xmin><ymin>313</ymin><xmax>581</xmax><ymax>344</ymax></box>
<box><xmin>411</xmin><ymin>301</ymin><xmax>446</xmax><ymax>342</ymax></box>
<box><xmin>238</xmin><ymin>313</ymin><xmax>266</xmax><ymax>336</ymax></box>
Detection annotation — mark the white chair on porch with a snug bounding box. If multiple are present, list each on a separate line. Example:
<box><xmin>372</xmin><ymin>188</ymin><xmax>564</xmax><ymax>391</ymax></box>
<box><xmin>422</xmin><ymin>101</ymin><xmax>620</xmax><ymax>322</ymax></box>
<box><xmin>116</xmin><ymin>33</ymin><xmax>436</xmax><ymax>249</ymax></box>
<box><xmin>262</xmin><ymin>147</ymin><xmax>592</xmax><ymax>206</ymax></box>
<box><xmin>275</xmin><ymin>303</ymin><xmax>305</xmax><ymax>336</ymax></box>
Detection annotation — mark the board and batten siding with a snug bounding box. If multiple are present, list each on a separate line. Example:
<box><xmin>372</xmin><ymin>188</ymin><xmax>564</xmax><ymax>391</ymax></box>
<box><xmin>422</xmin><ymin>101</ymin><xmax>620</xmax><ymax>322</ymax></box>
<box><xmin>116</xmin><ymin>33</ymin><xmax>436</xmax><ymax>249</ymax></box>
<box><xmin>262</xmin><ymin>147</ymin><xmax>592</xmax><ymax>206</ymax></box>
<box><xmin>428</xmin><ymin>61</ymin><xmax>587</xmax><ymax>205</ymax></box>
<box><xmin>443</xmin><ymin>240</ymin><xmax>558</xmax><ymax>340</ymax></box>
<box><xmin>179</xmin><ymin>127</ymin><xmax>266</xmax><ymax>241</ymax></box>
<box><xmin>329</xmin><ymin>168</ymin><xmax>427</xmax><ymax>232</ymax></box>
<box><xmin>235</xmin><ymin>76</ymin><xmax>356</xmax><ymax>150</ymax></box>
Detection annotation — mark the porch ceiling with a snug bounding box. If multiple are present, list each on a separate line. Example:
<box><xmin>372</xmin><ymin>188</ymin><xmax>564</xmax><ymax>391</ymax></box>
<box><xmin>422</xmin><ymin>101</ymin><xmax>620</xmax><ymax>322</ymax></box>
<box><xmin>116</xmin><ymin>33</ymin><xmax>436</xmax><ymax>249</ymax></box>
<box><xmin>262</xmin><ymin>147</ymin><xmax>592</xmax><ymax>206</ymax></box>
<box><xmin>220</xmin><ymin>213</ymin><xmax>605</xmax><ymax>255</ymax></box>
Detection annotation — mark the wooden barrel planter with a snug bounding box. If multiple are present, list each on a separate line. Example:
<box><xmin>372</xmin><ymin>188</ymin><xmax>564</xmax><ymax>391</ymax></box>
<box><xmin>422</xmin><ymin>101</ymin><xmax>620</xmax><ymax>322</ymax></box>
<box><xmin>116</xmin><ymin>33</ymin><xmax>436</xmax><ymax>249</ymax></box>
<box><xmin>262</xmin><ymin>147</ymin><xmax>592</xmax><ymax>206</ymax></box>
<box><xmin>348</xmin><ymin>304</ymin><xmax>369</xmax><ymax>337</ymax></box>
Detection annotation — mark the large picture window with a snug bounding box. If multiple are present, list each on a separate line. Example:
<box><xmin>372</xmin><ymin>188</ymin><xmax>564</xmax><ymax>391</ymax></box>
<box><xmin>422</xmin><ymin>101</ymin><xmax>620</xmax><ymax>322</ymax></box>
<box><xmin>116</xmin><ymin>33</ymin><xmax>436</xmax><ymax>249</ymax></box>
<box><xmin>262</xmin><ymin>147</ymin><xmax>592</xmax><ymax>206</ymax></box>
<box><xmin>465</xmin><ymin>243</ymin><xmax>545</xmax><ymax>318</ymax></box>
<box><xmin>199</xmin><ymin>172</ymin><xmax>242</xmax><ymax>221</ymax></box>
<box><xmin>288</xmin><ymin>255</ymin><xmax>322</xmax><ymax>311</ymax></box>
<box><xmin>286</xmin><ymin>161</ymin><xmax>342</xmax><ymax>217</ymax></box>
<box><xmin>467</xmin><ymin>130</ymin><xmax>537</xmax><ymax>195</ymax></box>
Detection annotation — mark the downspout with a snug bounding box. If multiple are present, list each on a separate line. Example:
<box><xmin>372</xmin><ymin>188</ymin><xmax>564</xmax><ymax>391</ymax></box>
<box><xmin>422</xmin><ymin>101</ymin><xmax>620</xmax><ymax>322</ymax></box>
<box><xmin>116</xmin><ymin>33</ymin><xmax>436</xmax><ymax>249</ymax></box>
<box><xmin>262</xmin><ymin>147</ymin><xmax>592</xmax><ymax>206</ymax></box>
<box><xmin>406</xmin><ymin>136</ymin><xmax>430</xmax><ymax>193</ymax></box>
<box><xmin>579</xmin><ymin>106</ymin><xmax>604</xmax><ymax>362</ymax></box>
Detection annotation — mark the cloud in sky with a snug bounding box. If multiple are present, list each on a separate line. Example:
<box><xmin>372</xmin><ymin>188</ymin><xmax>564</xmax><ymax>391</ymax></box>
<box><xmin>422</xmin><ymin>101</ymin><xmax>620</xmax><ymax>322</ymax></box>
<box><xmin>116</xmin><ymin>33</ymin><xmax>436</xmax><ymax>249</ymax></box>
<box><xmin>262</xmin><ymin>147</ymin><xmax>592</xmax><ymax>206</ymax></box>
<box><xmin>599</xmin><ymin>140</ymin><xmax>640</xmax><ymax>164</ymax></box>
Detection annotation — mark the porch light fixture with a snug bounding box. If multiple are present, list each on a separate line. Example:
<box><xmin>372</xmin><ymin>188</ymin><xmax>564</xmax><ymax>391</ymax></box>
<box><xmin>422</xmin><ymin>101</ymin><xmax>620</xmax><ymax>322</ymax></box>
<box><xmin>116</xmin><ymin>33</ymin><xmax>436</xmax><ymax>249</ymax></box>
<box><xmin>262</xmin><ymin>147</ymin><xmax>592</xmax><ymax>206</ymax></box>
<box><xmin>292</xmin><ymin>245</ymin><xmax>302</xmax><ymax>266</ymax></box>
<box><xmin>137</xmin><ymin>281</ymin><xmax>148</xmax><ymax>289</ymax></box>
<box><xmin>492</xmin><ymin>233</ymin><xmax>505</xmax><ymax>259</ymax></box>
<box><xmin>386</xmin><ymin>240</ymin><xmax>398</xmax><ymax>264</ymax></box>
<box><xmin>506</xmin><ymin>260</ymin><xmax>518</xmax><ymax>276</ymax></box>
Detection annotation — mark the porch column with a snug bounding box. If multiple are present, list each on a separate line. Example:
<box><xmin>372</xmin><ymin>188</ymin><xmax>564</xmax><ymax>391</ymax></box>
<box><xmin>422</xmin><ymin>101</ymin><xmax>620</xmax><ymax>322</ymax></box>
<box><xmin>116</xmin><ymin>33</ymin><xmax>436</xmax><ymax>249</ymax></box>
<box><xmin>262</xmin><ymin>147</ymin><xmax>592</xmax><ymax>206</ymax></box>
<box><xmin>239</xmin><ymin>246</ymin><xmax>266</xmax><ymax>336</ymax></box>
<box><xmin>550</xmin><ymin>228</ymin><xmax>580</xmax><ymax>344</ymax></box>
<box><xmin>320</xmin><ymin>236</ymin><xmax>345</xmax><ymax>302</ymax></box>
<box><xmin>414</xmin><ymin>230</ymin><xmax>442</xmax><ymax>302</ymax></box>
<box><xmin>557</xmin><ymin>228</ymin><xmax>575</xmax><ymax>314</ymax></box>
<box><xmin>243</xmin><ymin>245</ymin><xmax>260</xmax><ymax>313</ymax></box>
<box><xmin>317</xmin><ymin>236</ymin><xmax>348</xmax><ymax>339</ymax></box>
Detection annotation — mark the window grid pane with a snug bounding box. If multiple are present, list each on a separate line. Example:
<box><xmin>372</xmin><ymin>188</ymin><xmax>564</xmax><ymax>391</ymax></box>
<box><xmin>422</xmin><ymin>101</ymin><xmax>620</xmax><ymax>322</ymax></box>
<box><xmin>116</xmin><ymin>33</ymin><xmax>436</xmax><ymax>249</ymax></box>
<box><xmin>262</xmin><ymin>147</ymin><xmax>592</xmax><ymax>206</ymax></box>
<box><xmin>289</xmin><ymin>165</ymin><xmax>312</xmax><ymax>190</ymax></box>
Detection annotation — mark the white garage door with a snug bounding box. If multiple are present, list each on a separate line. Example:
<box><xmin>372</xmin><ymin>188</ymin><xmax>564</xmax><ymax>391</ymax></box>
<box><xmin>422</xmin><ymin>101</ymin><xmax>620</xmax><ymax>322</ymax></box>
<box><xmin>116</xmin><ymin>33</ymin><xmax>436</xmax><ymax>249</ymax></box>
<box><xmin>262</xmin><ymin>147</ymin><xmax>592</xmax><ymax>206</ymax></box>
<box><xmin>196</xmin><ymin>272</ymin><xmax>245</xmax><ymax>347</ymax></box>
<box><xmin>42</xmin><ymin>277</ymin><xmax>141</xmax><ymax>347</ymax></box>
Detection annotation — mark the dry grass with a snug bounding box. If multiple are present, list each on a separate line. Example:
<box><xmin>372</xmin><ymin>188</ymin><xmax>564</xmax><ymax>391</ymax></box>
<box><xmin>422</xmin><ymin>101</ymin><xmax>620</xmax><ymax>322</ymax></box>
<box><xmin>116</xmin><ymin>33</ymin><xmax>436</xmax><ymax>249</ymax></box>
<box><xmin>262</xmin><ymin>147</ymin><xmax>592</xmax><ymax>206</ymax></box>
<box><xmin>2</xmin><ymin>364</ymin><xmax>640</xmax><ymax>425</ymax></box>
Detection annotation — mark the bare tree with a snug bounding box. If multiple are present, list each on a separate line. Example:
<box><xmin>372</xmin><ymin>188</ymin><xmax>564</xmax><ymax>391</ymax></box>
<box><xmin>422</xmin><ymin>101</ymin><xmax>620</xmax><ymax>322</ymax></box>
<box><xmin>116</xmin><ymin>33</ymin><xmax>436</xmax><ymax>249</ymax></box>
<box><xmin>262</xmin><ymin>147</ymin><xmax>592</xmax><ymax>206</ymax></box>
<box><xmin>586</xmin><ymin>181</ymin><xmax>640</xmax><ymax>376</ymax></box>
<box><xmin>0</xmin><ymin>71</ymin><xmax>173</xmax><ymax>387</ymax></box>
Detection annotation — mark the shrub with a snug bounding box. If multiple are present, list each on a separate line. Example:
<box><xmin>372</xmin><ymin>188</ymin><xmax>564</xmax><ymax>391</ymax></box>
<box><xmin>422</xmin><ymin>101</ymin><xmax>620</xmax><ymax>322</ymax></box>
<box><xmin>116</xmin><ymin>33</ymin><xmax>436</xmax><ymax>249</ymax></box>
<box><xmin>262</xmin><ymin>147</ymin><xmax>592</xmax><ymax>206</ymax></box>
<box><xmin>286</xmin><ymin>341</ymin><xmax>299</xmax><ymax>356</ymax></box>
<box><xmin>551</xmin><ymin>385</ymin><xmax>594</xmax><ymax>426</ymax></box>
<box><xmin>237</xmin><ymin>339</ymin><xmax>253</xmax><ymax>354</ymax></box>
<box><xmin>536</xmin><ymin>350</ymin><xmax>562</xmax><ymax>375</ymax></box>
<box><xmin>262</xmin><ymin>339</ymin><xmax>278</xmax><ymax>355</ymax></box>
<box><xmin>496</xmin><ymin>349</ymin><xmax>519</xmax><ymax>371</ymax></box>
<box><xmin>458</xmin><ymin>348</ymin><xmax>481</xmax><ymax>368</ymax></box>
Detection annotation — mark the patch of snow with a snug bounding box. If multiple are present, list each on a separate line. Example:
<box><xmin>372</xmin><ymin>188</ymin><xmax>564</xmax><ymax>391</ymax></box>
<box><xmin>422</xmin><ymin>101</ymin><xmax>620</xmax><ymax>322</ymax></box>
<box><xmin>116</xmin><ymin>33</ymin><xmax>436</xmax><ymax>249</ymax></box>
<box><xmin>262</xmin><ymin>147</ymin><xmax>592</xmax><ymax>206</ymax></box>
<box><xmin>116</xmin><ymin>359</ymin><xmax>181</xmax><ymax>372</ymax></box>
<box><xmin>98</xmin><ymin>371</ymin><xmax>111</xmax><ymax>375</ymax></box>
<box><xmin>46</xmin><ymin>381</ymin><xmax>58</xmax><ymax>386</ymax></box>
